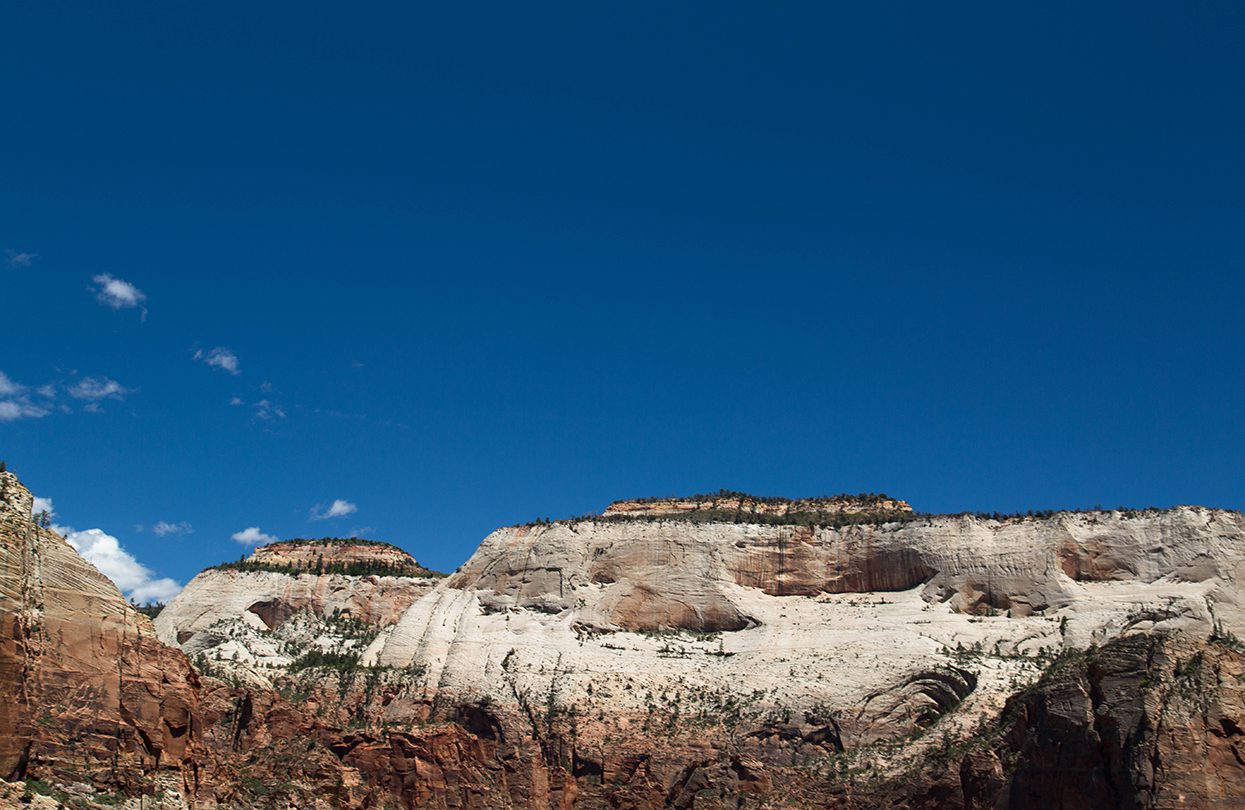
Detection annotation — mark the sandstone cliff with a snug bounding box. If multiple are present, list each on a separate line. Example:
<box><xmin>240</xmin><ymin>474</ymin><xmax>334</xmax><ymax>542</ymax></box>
<box><xmin>154</xmin><ymin>490</ymin><xmax>1245</xmax><ymax>807</ymax></box>
<box><xmin>9</xmin><ymin>467</ymin><xmax>1245</xmax><ymax>808</ymax></box>
<box><xmin>0</xmin><ymin>470</ymin><xmax>204</xmax><ymax>799</ymax></box>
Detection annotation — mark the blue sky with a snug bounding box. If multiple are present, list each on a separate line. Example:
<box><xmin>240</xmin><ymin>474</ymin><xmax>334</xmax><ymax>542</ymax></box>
<box><xmin>2</xmin><ymin>3</ymin><xmax>1243</xmax><ymax>601</ymax></box>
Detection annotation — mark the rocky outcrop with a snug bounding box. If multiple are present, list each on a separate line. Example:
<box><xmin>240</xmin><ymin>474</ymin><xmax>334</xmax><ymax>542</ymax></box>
<box><xmin>248</xmin><ymin>538</ymin><xmax>431</xmax><ymax>574</ymax></box>
<box><xmin>839</xmin><ymin>633</ymin><xmax>1245</xmax><ymax>809</ymax></box>
<box><xmin>603</xmin><ymin>490</ymin><xmax>912</xmax><ymax>519</ymax></box>
<box><xmin>993</xmin><ymin>633</ymin><xmax>1245</xmax><ymax>809</ymax></box>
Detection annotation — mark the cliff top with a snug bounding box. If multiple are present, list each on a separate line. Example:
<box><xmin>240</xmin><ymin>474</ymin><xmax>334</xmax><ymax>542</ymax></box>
<box><xmin>211</xmin><ymin>537</ymin><xmax>446</xmax><ymax>578</ymax></box>
<box><xmin>602</xmin><ymin>489</ymin><xmax>912</xmax><ymax>520</ymax></box>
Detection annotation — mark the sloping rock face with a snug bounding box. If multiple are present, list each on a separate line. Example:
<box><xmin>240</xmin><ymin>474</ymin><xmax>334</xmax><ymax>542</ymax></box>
<box><xmin>0</xmin><ymin>470</ymin><xmax>206</xmax><ymax>797</ymax></box>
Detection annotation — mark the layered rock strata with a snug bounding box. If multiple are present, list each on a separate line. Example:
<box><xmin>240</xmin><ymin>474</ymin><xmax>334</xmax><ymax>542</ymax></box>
<box><xmin>0</xmin><ymin>470</ymin><xmax>204</xmax><ymax>796</ymax></box>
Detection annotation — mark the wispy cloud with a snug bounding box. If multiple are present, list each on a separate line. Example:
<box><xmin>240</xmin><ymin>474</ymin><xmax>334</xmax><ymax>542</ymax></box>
<box><xmin>5</xmin><ymin>250</ymin><xmax>36</xmax><ymax>268</ymax></box>
<box><xmin>1</xmin><ymin>371</ymin><xmax>131</xmax><ymax>420</ymax></box>
<box><xmin>68</xmin><ymin>376</ymin><xmax>129</xmax><ymax>402</ymax></box>
<box><xmin>152</xmin><ymin>520</ymin><xmax>194</xmax><ymax>537</ymax></box>
<box><xmin>253</xmin><ymin>399</ymin><xmax>285</xmax><ymax>420</ymax></box>
<box><xmin>0</xmin><ymin>370</ymin><xmax>52</xmax><ymax>422</ymax></box>
<box><xmin>231</xmin><ymin>526</ymin><xmax>277</xmax><ymax>546</ymax></box>
<box><xmin>229</xmin><ymin>394</ymin><xmax>286</xmax><ymax>421</ymax></box>
<box><xmin>195</xmin><ymin>347</ymin><xmax>240</xmax><ymax>375</ymax></box>
<box><xmin>92</xmin><ymin>273</ymin><xmax>147</xmax><ymax>317</ymax></box>
<box><xmin>0</xmin><ymin>371</ymin><xmax>23</xmax><ymax>397</ymax></box>
<box><xmin>311</xmin><ymin>499</ymin><xmax>358</xmax><ymax>520</ymax></box>
<box><xmin>0</xmin><ymin>401</ymin><xmax>49</xmax><ymax>421</ymax></box>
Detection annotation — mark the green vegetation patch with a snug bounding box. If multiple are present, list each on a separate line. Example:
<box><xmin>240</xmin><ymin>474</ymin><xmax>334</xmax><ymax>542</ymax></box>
<box><xmin>209</xmin><ymin>557</ymin><xmax>444</xmax><ymax>578</ymax></box>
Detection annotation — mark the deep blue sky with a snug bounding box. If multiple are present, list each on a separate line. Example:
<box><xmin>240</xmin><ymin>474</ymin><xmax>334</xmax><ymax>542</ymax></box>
<box><xmin>2</xmin><ymin>3</ymin><xmax>1243</xmax><ymax>598</ymax></box>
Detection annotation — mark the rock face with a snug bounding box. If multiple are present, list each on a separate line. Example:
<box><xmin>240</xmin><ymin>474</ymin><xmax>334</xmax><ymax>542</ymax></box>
<box><xmin>0</xmin><ymin>470</ymin><xmax>205</xmax><ymax>797</ymax></box>
<box><xmin>355</xmin><ymin>506</ymin><xmax>1245</xmax><ymax>803</ymax></box>
<box><xmin>155</xmin><ymin>540</ymin><xmax>441</xmax><ymax>687</ymax></box>
<box><xmin>8</xmin><ymin>465</ymin><xmax>1245</xmax><ymax>808</ymax></box>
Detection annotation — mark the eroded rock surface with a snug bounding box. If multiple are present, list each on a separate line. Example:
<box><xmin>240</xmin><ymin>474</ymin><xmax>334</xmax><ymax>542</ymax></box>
<box><xmin>0</xmin><ymin>470</ymin><xmax>204</xmax><ymax>795</ymax></box>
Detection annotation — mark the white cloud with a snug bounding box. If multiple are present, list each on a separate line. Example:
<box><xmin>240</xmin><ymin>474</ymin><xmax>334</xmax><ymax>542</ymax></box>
<box><xmin>31</xmin><ymin>496</ymin><xmax>54</xmax><ymax>517</ymax></box>
<box><xmin>92</xmin><ymin>273</ymin><xmax>147</xmax><ymax>313</ymax></box>
<box><xmin>195</xmin><ymin>347</ymin><xmax>240</xmax><ymax>375</ymax></box>
<box><xmin>0</xmin><ymin>371</ymin><xmax>124</xmax><ymax>421</ymax></box>
<box><xmin>5</xmin><ymin>250</ymin><xmax>36</xmax><ymax>268</ymax></box>
<box><xmin>0</xmin><ymin>399</ymin><xmax>50</xmax><ymax>422</ymax></box>
<box><xmin>231</xmin><ymin>526</ymin><xmax>277</xmax><ymax>546</ymax></box>
<box><xmin>152</xmin><ymin>520</ymin><xmax>193</xmax><ymax>537</ymax></box>
<box><xmin>128</xmin><ymin>577</ymin><xmax>182</xmax><ymax>603</ymax></box>
<box><xmin>68</xmin><ymin>376</ymin><xmax>129</xmax><ymax>402</ymax></box>
<box><xmin>253</xmin><ymin>399</ymin><xmax>286</xmax><ymax>420</ymax></box>
<box><xmin>229</xmin><ymin>396</ymin><xmax>245</xmax><ymax>406</ymax></box>
<box><xmin>56</xmin><ymin>524</ymin><xmax>181</xmax><ymax>604</ymax></box>
<box><xmin>312</xmin><ymin>499</ymin><xmax>357</xmax><ymax>520</ymax></box>
<box><xmin>0</xmin><ymin>371</ymin><xmax>22</xmax><ymax>396</ymax></box>
<box><xmin>0</xmin><ymin>372</ymin><xmax>48</xmax><ymax>420</ymax></box>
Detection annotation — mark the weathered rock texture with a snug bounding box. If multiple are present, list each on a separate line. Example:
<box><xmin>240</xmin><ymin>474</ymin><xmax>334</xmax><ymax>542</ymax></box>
<box><xmin>0</xmin><ymin>470</ymin><xmax>204</xmax><ymax>796</ymax></box>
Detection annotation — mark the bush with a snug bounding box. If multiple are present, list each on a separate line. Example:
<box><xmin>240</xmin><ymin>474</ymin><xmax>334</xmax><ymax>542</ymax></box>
<box><xmin>288</xmin><ymin>649</ymin><xmax>361</xmax><ymax>673</ymax></box>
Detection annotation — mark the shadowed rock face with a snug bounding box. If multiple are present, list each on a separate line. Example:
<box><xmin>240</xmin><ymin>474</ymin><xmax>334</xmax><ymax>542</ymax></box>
<box><xmin>990</xmin><ymin>634</ymin><xmax>1245</xmax><ymax>809</ymax></box>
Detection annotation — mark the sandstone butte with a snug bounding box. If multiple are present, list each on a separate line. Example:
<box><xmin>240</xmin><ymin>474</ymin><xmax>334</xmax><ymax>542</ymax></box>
<box><xmin>3</xmin><ymin>468</ymin><xmax>1245</xmax><ymax>808</ymax></box>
